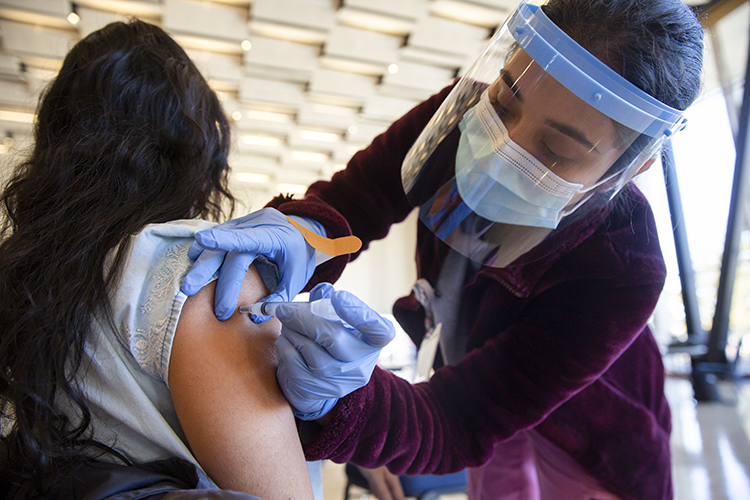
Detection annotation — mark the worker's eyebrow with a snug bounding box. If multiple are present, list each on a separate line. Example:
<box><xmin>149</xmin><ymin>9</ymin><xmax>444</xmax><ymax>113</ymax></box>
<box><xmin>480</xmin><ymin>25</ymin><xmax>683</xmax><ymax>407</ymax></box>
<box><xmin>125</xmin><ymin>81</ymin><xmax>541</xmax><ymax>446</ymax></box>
<box><xmin>545</xmin><ymin>119</ymin><xmax>599</xmax><ymax>153</ymax></box>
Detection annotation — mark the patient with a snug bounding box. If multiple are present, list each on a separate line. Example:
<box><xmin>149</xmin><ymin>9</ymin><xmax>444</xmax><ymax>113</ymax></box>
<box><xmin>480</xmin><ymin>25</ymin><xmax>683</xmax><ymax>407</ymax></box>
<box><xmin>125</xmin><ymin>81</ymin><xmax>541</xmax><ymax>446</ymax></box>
<box><xmin>0</xmin><ymin>20</ymin><xmax>312</xmax><ymax>499</ymax></box>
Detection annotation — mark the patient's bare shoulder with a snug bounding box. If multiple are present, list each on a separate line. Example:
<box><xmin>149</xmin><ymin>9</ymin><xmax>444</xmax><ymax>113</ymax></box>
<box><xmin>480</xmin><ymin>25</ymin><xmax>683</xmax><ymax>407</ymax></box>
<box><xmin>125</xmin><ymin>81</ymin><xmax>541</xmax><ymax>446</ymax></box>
<box><xmin>169</xmin><ymin>265</ymin><xmax>313</xmax><ymax>499</ymax></box>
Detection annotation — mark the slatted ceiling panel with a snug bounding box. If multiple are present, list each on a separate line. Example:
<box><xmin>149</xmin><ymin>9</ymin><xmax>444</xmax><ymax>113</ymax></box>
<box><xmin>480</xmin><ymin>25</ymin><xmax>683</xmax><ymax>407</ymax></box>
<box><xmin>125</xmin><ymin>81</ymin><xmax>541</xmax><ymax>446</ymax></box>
<box><xmin>345</xmin><ymin>121</ymin><xmax>389</xmax><ymax>144</ymax></box>
<box><xmin>381</xmin><ymin>60</ymin><xmax>455</xmax><ymax>92</ymax></box>
<box><xmin>0</xmin><ymin>0</ymin><xmax>69</xmax><ymax>17</ymax></box>
<box><xmin>0</xmin><ymin>53</ymin><xmax>21</xmax><ymax>79</ymax></box>
<box><xmin>430</xmin><ymin>0</ymin><xmax>511</xmax><ymax>27</ymax></box>
<box><xmin>0</xmin><ymin>20</ymin><xmax>76</xmax><ymax>61</ymax></box>
<box><xmin>164</xmin><ymin>0</ymin><xmax>247</xmax><ymax>42</ymax></box>
<box><xmin>0</xmin><ymin>119</ymin><xmax>31</xmax><ymax>137</ymax></box>
<box><xmin>361</xmin><ymin>95</ymin><xmax>419</xmax><ymax>123</ymax></box>
<box><xmin>0</xmin><ymin>80</ymin><xmax>35</xmax><ymax>110</ymax></box>
<box><xmin>0</xmin><ymin>0</ymin><xmax>525</xmax><ymax>201</ymax></box>
<box><xmin>308</xmin><ymin>68</ymin><xmax>378</xmax><ymax>105</ymax></box>
<box><xmin>252</xmin><ymin>0</ymin><xmax>335</xmax><ymax>32</ymax></box>
<box><xmin>74</xmin><ymin>0</ymin><xmax>162</xmax><ymax>18</ymax></box>
<box><xmin>288</xmin><ymin>128</ymin><xmax>341</xmax><ymax>153</ymax></box>
<box><xmin>238</xmin><ymin>77</ymin><xmax>306</xmax><ymax>110</ymax></box>
<box><xmin>324</xmin><ymin>26</ymin><xmax>402</xmax><ymax>66</ymax></box>
<box><xmin>236</xmin><ymin>136</ymin><xmax>288</xmax><ymax>159</ymax></box>
<box><xmin>297</xmin><ymin>101</ymin><xmax>359</xmax><ymax>131</ymax></box>
<box><xmin>339</xmin><ymin>0</ymin><xmax>428</xmax><ymax>21</ymax></box>
<box><xmin>399</xmin><ymin>44</ymin><xmax>466</xmax><ymax>69</ymax></box>
<box><xmin>469</xmin><ymin>0</ymin><xmax>526</xmax><ymax>9</ymax></box>
<box><xmin>230</xmin><ymin>154</ymin><xmax>281</xmax><ymax>175</ymax></box>
<box><xmin>76</xmin><ymin>7</ymin><xmax>130</xmax><ymax>37</ymax></box>
<box><xmin>186</xmin><ymin>49</ymin><xmax>244</xmax><ymax>89</ymax></box>
<box><xmin>233</xmin><ymin>112</ymin><xmax>296</xmax><ymax>137</ymax></box>
<box><xmin>0</xmin><ymin>0</ymin><xmax>70</xmax><ymax>30</ymax></box>
<box><xmin>20</xmin><ymin>66</ymin><xmax>57</xmax><ymax>99</ymax></box>
<box><xmin>276</xmin><ymin>166</ymin><xmax>323</xmax><ymax>187</ymax></box>
<box><xmin>331</xmin><ymin>141</ymin><xmax>366</xmax><ymax>164</ymax></box>
<box><xmin>407</xmin><ymin>15</ymin><xmax>490</xmax><ymax>56</ymax></box>
<box><xmin>335</xmin><ymin>8</ymin><xmax>415</xmax><ymax>36</ymax></box>
<box><xmin>243</xmin><ymin>36</ymin><xmax>319</xmax><ymax>83</ymax></box>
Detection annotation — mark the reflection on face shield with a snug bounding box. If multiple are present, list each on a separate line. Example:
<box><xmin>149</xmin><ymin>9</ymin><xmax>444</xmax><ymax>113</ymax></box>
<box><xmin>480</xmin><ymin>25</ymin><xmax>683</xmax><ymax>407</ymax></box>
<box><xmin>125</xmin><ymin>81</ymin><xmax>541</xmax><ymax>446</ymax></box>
<box><xmin>456</xmin><ymin>91</ymin><xmax>586</xmax><ymax>229</ymax></box>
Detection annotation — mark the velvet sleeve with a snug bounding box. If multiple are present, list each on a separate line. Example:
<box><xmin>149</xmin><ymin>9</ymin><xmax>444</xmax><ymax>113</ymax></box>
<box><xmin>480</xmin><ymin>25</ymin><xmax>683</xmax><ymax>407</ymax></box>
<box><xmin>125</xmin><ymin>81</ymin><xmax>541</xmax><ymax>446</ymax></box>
<box><xmin>266</xmin><ymin>85</ymin><xmax>455</xmax><ymax>289</ymax></box>
<box><xmin>300</xmin><ymin>203</ymin><xmax>667</xmax><ymax>480</ymax></box>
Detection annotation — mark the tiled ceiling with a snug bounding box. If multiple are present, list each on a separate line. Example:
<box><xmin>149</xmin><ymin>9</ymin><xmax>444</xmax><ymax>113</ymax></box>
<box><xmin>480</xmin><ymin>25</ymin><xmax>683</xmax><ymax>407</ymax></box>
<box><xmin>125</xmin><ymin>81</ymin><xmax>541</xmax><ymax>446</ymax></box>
<box><xmin>0</xmin><ymin>0</ymin><xmax>708</xmax><ymax>211</ymax></box>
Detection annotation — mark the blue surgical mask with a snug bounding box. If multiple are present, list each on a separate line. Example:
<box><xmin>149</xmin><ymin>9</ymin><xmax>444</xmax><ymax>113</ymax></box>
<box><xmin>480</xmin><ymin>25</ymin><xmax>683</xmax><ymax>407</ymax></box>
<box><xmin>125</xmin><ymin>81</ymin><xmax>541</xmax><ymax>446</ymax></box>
<box><xmin>455</xmin><ymin>91</ymin><xmax>584</xmax><ymax>229</ymax></box>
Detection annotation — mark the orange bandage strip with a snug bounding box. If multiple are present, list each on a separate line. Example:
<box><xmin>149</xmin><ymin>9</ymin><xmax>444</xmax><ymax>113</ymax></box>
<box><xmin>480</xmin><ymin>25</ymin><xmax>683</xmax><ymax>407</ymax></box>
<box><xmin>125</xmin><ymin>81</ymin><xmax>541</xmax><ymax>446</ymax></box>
<box><xmin>286</xmin><ymin>216</ymin><xmax>362</xmax><ymax>257</ymax></box>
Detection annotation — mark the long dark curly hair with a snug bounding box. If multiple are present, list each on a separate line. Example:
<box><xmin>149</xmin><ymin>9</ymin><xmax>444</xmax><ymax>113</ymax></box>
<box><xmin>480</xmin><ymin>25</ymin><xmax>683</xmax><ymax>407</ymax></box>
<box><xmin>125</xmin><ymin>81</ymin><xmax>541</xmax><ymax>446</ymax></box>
<box><xmin>0</xmin><ymin>19</ymin><xmax>234</xmax><ymax>488</ymax></box>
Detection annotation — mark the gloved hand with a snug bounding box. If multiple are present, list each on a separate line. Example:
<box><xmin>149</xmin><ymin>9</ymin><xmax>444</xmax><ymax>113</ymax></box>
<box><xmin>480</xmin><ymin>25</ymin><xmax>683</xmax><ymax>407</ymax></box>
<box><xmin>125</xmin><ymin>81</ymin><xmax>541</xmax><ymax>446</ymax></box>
<box><xmin>275</xmin><ymin>283</ymin><xmax>396</xmax><ymax>420</ymax></box>
<box><xmin>180</xmin><ymin>208</ymin><xmax>318</xmax><ymax>321</ymax></box>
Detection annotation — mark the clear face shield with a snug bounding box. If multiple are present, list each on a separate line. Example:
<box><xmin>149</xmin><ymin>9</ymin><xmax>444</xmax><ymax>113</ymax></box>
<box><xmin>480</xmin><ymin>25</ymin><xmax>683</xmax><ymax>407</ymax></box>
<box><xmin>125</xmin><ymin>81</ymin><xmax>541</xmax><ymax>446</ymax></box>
<box><xmin>401</xmin><ymin>2</ymin><xmax>686</xmax><ymax>268</ymax></box>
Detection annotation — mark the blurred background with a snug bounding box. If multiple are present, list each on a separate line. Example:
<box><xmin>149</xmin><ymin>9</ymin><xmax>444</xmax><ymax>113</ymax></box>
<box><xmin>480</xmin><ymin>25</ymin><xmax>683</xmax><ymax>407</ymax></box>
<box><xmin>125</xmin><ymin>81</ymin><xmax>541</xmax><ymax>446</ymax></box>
<box><xmin>0</xmin><ymin>1</ymin><xmax>748</xmax><ymax>499</ymax></box>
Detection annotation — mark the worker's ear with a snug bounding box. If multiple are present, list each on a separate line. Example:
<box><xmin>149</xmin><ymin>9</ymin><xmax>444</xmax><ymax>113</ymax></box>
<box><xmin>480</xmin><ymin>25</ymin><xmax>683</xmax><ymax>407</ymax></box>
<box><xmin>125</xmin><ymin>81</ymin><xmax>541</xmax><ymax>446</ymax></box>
<box><xmin>636</xmin><ymin>157</ymin><xmax>657</xmax><ymax>176</ymax></box>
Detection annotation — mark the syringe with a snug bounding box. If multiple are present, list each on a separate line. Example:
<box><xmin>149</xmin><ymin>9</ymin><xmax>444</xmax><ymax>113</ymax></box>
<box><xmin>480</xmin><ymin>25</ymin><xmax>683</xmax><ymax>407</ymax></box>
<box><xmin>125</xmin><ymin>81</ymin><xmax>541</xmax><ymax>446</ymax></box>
<box><xmin>239</xmin><ymin>298</ymin><xmax>342</xmax><ymax>323</ymax></box>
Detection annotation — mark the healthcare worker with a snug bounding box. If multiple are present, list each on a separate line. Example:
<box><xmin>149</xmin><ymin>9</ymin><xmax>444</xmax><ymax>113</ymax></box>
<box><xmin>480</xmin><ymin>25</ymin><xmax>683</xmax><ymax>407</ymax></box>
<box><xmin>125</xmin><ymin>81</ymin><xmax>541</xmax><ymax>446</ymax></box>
<box><xmin>180</xmin><ymin>1</ymin><xmax>704</xmax><ymax>498</ymax></box>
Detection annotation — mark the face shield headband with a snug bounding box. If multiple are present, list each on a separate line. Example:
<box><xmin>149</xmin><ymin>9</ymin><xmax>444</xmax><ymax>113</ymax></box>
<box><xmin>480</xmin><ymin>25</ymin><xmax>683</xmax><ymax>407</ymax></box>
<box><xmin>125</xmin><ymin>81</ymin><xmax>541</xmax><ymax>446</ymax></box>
<box><xmin>400</xmin><ymin>2</ymin><xmax>687</xmax><ymax>267</ymax></box>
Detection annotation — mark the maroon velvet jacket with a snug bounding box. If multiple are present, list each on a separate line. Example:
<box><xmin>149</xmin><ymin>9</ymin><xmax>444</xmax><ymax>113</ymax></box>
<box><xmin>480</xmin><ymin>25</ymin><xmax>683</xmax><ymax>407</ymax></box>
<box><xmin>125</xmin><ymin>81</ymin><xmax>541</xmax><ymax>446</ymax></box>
<box><xmin>267</xmin><ymin>86</ymin><xmax>672</xmax><ymax>500</ymax></box>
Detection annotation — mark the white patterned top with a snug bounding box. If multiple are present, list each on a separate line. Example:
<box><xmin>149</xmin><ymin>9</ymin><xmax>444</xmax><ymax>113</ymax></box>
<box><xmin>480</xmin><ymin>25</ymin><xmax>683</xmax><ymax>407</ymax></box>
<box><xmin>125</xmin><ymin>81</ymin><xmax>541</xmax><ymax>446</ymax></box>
<box><xmin>67</xmin><ymin>219</ymin><xmax>217</xmax><ymax>466</ymax></box>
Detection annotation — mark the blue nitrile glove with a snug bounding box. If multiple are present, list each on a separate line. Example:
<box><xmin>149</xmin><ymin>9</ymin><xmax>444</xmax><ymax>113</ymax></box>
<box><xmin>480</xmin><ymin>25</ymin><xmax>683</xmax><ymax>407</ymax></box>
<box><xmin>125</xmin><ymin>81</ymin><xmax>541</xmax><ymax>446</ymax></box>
<box><xmin>180</xmin><ymin>208</ymin><xmax>321</xmax><ymax>321</ymax></box>
<box><xmin>275</xmin><ymin>283</ymin><xmax>396</xmax><ymax>420</ymax></box>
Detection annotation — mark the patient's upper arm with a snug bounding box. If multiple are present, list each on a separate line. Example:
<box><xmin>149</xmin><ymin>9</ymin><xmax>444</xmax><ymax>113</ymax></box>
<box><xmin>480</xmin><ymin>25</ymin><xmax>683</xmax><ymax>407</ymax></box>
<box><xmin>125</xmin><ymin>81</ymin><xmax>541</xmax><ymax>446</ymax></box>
<box><xmin>169</xmin><ymin>265</ymin><xmax>313</xmax><ymax>500</ymax></box>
